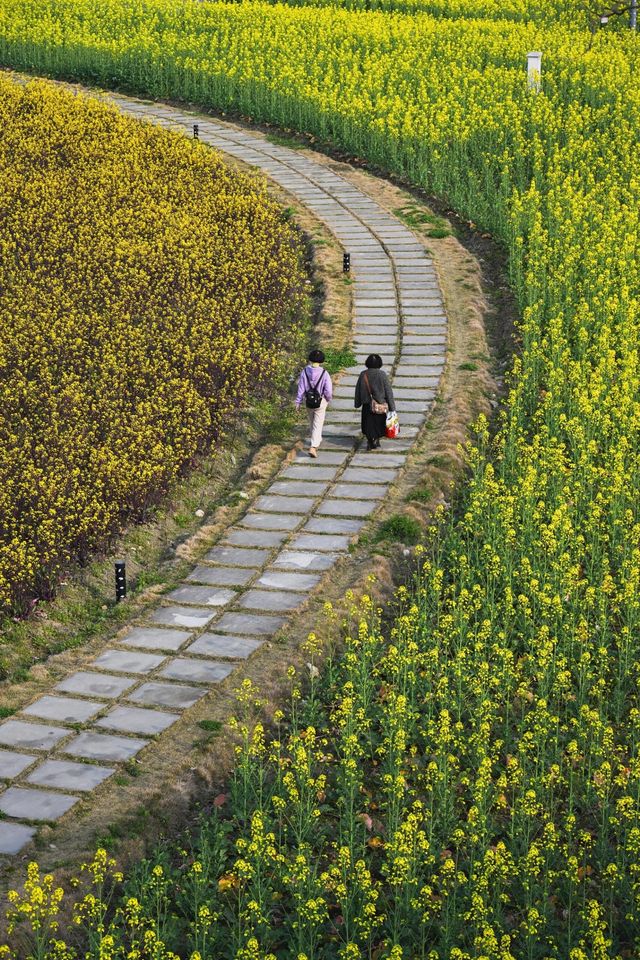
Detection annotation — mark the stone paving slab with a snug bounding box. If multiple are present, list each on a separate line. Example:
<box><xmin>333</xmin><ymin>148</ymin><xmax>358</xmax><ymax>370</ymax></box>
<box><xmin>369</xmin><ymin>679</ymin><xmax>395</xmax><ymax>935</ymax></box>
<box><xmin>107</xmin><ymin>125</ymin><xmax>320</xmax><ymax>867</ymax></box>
<box><xmin>0</xmin><ymin>786</ymin><xmax>79</xmax><ymax>822</ymax></box>
<box><xmin>268</xmin><ymin>480</ymin><xmax>330</xmax><ymax>497</ymax></box>
<box><xmin>401</xmin><ymin>338</ymin><xmax>447</xmax><ymax>348</ymax></box>
<box><xmin>289</xmin><ymin>533</ymin><xmax>351</xmax><ymax>552</ymax></box>
<box><xmin>401</xmin><ymin>299</ymin><xmax>443</xmax><ymax>308</ymax></box>
<box><xmin>399</xmin><ymin>412</ymin><xmax>427</xmax><ymax>425</ymax></box>
<box><xmin>398</xmin><ymin>352</ymin><xmax>445</xmax><ymax>363</ymax></box>
<box><xmin>187</xmin><ymin>634</ymin><xmax>263</xmax><ymax>660</ymax></box>
<box><xmin>405</xmin><ymin>318</ymin><xmax>447</xmax><ymax>328</ymax></box>
<box><xmin>394</xmin><ymin>401</ymin><xmax>432</xmax><ymax>413</ymax></box>
<box><xmin>64</xmin><ymin>731</ymin><xmax>149</xmax><ymax>762</ymax></box>
<box><xmin>354</xmin><ymin>315</ymin><xmax>398</xmax><ymax>326</ymax></box>
<box><xmin>254</xmin><ymin>495</ymin><xmax>318</xmax><ymax>514</ymax></box>
<box><xmin>317</xmin><ymin>430</ymin><xmax>356</xmax><ymax>448</ymax></box>
<box><xmin>398</xmin><ymin>355</ymin><xmax>443</xmax><ymax>367</ymax></box>
<box><xmin>27</xmin><ymin>760</ymin><xmax>115</xmax><ymax>793</ymax></box>
<box><xmin>97</xmin><ymin>706</ymin><xmax>180</xmax><ymax>737</ymax></box>
<box><xmin>321</xmin><ymin>435</ymin><xmax>359</xmax><ymax>449</ymax></box>
<box><xmin>56</xmin><ymin>672</ymin><xmax>136</xmax><ymax>700</ymax></box>
<box><xmin>341</xmin><ymin>467</ymin><xmax>398</xmax><ymax>483</ymax></box>
<box><xmin>397</xmin><ymin>357</ymin><xmax>445</xmax><ymax>368</ymax></box>
<box><xmin>239</xmin><ymin>589</ymin><xmax>307</xmax><ymax>612</ymax></box>
<box><xmin>225</xmin><ymin>527</ymin><xmax>289</xmax><ymax>548</ymax></box>
<box><xmin>186</xmin><ymin>565</ymin><xmax>254</xmax><ymax>588</ymax></box>
<box><xmin>397</xmin><ymin>352</ymin><xmax>445</xmax><ymax>365</ymax></box>
<box><xmin>0</xmin><ymin>749</ymin><xmax>36</xmax><ymax>780</ymax></box>
<box><xmin>273</xmin><ymin>549</ymin><xmax>342</xmax><ymax>570</ymax></box>
<box><xmin>240</xmin><ymin>513</ymin><xmax>302</xmax><ymax>531</ymax></box>
<box><xmin>128</xmin><ymin>681</ymin><xmax>207</xmax><ymax>709</ymax></box>
<box><xmin>351</xmin><ymin>453</ymin><xmax>406</xmax><ymax>468</ymax></box>
<box><xmin>355</xmin><ymin>299</ymin><xmax>397</xmax><ymax>307</ymax></box>
<box><xmin>303</xmin><ymin>516</ymin><xmax>365</xmax><ymax>534</ymax></box>
<box><xmin>214</xmin><ymin>612</ymin><xmax>286</xmax><ymax>636</ymax></box>
<box><xmin>293</xmin><ymin>450</ymin><xmax>348</xmax><ymax>465</ymax></box>
<box><xmin>120</xmin><ymin>627</ymin><xmax>193</xmax><ymax>652</ymax></box>
<box><xmin>331</xmin><ymin>482</ymin><xmax>389</xmax><ymax>500</ymax></box>
<box><xmin>355</xmin><ymin>322</ymin><xmax>397</xmax><ymax>333</ymax></box>
<box><xmin>159</xmin><ymin>657</ymin><xmax>236</xmax><ymax>684</ymax></box>
<box><xmin>165</xmin><ymin>585</ymin><xmax>236</xmax><ymax>607</ymax></box>
<box><xmin>324</xmin><ymin>412</ymin><xmax>360</xmax><ymax>424</ymax></box>
<box><xmin>23</xmin><ymin>696</ymin><xmax>103</xmax><ymax>725</ymax></box>
<box><xmin>257</xmin><ymin>570</ymin><xmax>321</xmax><ymax>591</ymax></box>
<box><xmin>92</xmin><ymin>649</ymin><xmax>166</xmax><ymax>675</ymax></box>
<box><xmin>354</xmin><ymin>304</ymin><xmax>398</xmax><ymax>314</ymax></box>
<box><xmin>403</xmin><ymin>334</ymin><xmax>447</xmax><ymax>345</ymax></box>
<box><xmin>0</xmin><ymin>821</ymin><xmax>37</xmax><ymax>855</ymax></box>
<box><xmin>317</xmin><ymin>499</ymin><xmax>377</xmax><ymax>518</ymax></box>
<box><xmin>0</xmin><ymin>720</ymin><xmax>68</xmax><ymax>752</ymax></box>
<box><xmin>281</xmin><ymin>465</ymin><xmax>339</xmax><ymax>481</ymax></box>
<box><xmin>204</xmin><ymin>545</ymin><xmax>272</xmax><ymax>567</ymax></box>
<box><xmin>403</xmin><ymin>307</ymin><xmax>446</xmax><ymax>317</ymax></box>
<box><xmin>398</xmin><ymin>374</ymin><xmax>443</xmax><ymax>388</ymax></box>
<box><xmin>150</xmin><ymin>605</ymin><xmax>216</xmax><ymax>629</ymax></box>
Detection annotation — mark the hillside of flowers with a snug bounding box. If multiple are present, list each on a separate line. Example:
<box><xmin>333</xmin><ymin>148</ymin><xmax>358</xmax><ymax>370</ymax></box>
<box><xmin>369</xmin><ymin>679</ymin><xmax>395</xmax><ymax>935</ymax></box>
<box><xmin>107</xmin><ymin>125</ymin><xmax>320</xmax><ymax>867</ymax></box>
<box><xmin>0</xmin><ymin>74</ymin><xmax>305</xmax><ymax>619</ymax></box>
<box><xmin>1</xmin><ymin>0</ymin><xmax>640</xmax><ymax>956</ymax></box>
<box><xmin>228</xmin><ymin>0</ymin><xmax>596</xmax><ymax>25</ymax></box>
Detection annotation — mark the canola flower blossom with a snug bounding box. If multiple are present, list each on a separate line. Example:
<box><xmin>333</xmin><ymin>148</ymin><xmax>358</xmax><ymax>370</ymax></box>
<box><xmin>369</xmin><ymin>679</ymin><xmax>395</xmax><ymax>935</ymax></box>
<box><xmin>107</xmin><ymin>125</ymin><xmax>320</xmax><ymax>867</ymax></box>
<box><xmin>0</xmin><ymin>0</ymin><xmax>640</xmax><ymax>956</ymax></box>
<box><xmin>0</xmin><ymin>74</ymin><xmax>306</xmax><ymax>623</ymax></box>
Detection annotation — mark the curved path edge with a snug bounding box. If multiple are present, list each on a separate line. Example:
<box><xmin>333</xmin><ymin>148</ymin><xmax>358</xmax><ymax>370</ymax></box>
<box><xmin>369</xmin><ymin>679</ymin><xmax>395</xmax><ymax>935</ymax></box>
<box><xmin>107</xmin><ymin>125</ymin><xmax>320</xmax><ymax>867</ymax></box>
<box><xmin>0</xmin><ymin>82</ymin><xmax>447</xmax><ymax>859</ymax></box>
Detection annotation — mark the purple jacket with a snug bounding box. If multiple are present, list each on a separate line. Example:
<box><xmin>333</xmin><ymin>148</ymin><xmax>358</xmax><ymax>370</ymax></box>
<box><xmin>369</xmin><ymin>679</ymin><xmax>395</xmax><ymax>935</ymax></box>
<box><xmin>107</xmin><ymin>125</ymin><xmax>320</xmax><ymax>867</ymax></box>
<box><xmin>296</xmin><ymin>365</ymin><xmax>333</xmax><ymax>406</ymax></box>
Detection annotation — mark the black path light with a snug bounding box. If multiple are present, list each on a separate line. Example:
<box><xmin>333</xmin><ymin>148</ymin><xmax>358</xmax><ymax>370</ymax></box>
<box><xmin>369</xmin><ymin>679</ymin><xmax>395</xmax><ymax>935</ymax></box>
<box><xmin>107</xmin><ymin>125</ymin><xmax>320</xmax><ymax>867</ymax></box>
<box><xmin>115</xmin><ymin>561</ymin><xmax>127</xmax><ymax>602</ymax></box>
<box><xmin>193</xmin><ymin>123</ymin><xmax>199</xmax><ymax>139</ymax></box>
<box><xmin>343</xmin><ymin>252</ymin><xmax>351</xmax><ymax>273</ymax></box>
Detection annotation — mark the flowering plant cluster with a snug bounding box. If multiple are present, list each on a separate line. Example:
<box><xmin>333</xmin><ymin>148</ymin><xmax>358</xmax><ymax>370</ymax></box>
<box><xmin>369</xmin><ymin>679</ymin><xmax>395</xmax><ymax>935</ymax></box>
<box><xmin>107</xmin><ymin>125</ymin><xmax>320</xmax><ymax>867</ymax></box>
<box><xmin>0</xmin><ymin>0</ymin><xmax>639</xmax><ymax>955</ymax></box>
<box><xmin>0</xmin><ymin>75</ymin><xmax>306</xmax><ymax>617</ymax></box>
<box><xmin>6</xmin><ymin>589</ymin><xmax>640</xmax><ymax>957</ymax></box>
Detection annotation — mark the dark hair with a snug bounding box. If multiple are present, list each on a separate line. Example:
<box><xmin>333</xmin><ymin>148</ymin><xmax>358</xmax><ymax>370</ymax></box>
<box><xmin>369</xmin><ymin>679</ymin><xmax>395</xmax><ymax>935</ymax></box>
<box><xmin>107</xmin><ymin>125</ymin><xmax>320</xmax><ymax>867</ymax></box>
<box><xmin>365</xmin><ymin>354</ymin><xmax>383</xmax><ymax>369</ymax></box>
<box><xmin>308</xmin><ymin>349</ymin><xmax>325</xmax><ymax>363</ymax></box>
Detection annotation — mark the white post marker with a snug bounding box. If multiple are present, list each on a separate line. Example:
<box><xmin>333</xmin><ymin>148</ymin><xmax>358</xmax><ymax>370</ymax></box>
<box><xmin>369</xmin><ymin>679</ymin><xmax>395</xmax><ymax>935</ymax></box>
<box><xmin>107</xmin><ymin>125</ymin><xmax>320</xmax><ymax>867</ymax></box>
<box><xmin>527</xmin><ymin>51</ymin><xmax>542</xmax><ymax>93</ymax></box>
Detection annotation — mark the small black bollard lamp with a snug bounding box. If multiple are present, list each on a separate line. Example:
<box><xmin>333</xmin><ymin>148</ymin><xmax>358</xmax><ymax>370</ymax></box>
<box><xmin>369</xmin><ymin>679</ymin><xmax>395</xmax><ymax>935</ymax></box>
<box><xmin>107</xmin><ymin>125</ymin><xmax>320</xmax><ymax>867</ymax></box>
<box><xmin>193</xmin><ymin>123</ymin><xmax>199</xmax><ymax>139</ymax></box>
<box><xmin>343</xmin><ymin>252</ymin><xmax>351</xmax><ymax>273</ymax></box>
<box><xmin>115</xmin><ymin>561</ymin><xmax>127</xmax><ymax>602</ymax></box>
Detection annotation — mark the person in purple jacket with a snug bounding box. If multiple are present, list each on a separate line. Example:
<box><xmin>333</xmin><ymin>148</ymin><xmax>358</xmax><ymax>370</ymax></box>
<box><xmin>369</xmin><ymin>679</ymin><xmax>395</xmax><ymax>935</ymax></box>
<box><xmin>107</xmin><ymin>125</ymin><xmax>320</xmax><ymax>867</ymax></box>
<box><xmin>295</xmin><ymin>349</ymin><xmax>333</xmax><ymax>458</ymax></box>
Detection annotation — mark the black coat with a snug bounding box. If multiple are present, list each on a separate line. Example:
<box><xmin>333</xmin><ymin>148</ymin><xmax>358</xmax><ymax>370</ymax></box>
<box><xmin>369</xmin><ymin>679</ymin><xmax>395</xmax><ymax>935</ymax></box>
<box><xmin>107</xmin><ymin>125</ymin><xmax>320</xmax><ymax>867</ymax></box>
<box><xmin>354</xmin><ymin>368</ymin><xmax>396</xmax><ymax>411</ymax></box>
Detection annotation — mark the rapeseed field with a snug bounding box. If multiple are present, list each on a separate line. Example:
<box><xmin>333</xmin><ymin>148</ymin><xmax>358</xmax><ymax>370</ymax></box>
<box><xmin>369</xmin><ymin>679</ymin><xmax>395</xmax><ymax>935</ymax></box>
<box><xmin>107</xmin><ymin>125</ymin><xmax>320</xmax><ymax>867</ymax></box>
<box><xmin>0</xmin><ymin>74</ymin><xmax>305</xmax><ymax>618</ymax></box>
<box><xmin>1</xmin><ymin>0</ymin><xmax>639</xmax><ymax>955</ymax></box>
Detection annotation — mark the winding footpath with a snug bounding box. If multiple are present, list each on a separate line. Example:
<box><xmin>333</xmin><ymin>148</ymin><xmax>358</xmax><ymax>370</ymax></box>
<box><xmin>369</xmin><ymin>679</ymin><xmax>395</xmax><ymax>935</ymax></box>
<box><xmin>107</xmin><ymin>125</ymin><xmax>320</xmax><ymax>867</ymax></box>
<box><xmin>0</xmin><ymin>90</ymin><xmax>447</xmax><ymax>858</ymax></box>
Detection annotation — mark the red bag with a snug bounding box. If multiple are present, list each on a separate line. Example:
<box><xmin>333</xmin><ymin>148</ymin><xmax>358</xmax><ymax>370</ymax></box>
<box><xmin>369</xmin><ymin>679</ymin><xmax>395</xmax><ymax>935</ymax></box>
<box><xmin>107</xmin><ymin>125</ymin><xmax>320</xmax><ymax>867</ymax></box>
<box><xmin>385</xmin><ymin>412</ymin><xmax>400</xmax><ymax>439</ymax></box>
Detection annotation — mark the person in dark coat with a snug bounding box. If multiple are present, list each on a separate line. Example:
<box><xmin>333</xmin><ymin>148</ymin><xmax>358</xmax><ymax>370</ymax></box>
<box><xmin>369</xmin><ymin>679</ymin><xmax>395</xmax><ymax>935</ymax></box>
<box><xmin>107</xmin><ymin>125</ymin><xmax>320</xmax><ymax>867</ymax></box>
<box><xmin>354</xmin><ymin>354</ymin><xmax>396</xmax><ymax>451</ymax></box>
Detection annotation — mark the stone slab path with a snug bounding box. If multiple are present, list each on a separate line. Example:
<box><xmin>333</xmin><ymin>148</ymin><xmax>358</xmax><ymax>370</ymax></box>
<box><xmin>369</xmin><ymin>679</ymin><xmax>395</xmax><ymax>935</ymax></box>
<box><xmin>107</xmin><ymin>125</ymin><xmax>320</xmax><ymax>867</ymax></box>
<box><xmin>0</xmin><ymin>86</ymin><xmax>447</xmax><ymax>857</ymax></box>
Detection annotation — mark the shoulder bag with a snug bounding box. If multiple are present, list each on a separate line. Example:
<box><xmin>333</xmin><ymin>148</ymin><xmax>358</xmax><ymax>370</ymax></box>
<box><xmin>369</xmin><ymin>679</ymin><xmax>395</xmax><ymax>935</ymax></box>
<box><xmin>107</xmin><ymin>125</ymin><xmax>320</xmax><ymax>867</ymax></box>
<box><xmin>364</xmin><ymin>372</ymin><xmax>389</xmax><ymax>415</ymax></box>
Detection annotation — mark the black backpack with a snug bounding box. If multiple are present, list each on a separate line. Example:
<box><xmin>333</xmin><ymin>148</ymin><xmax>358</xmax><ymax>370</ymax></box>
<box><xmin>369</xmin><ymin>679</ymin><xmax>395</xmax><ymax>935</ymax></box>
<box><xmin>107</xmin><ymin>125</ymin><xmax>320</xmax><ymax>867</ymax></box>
<box><xmin>304</xmin><ymin>369</ymin><xmax>326</xmax><ymax>409</ymax></box>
